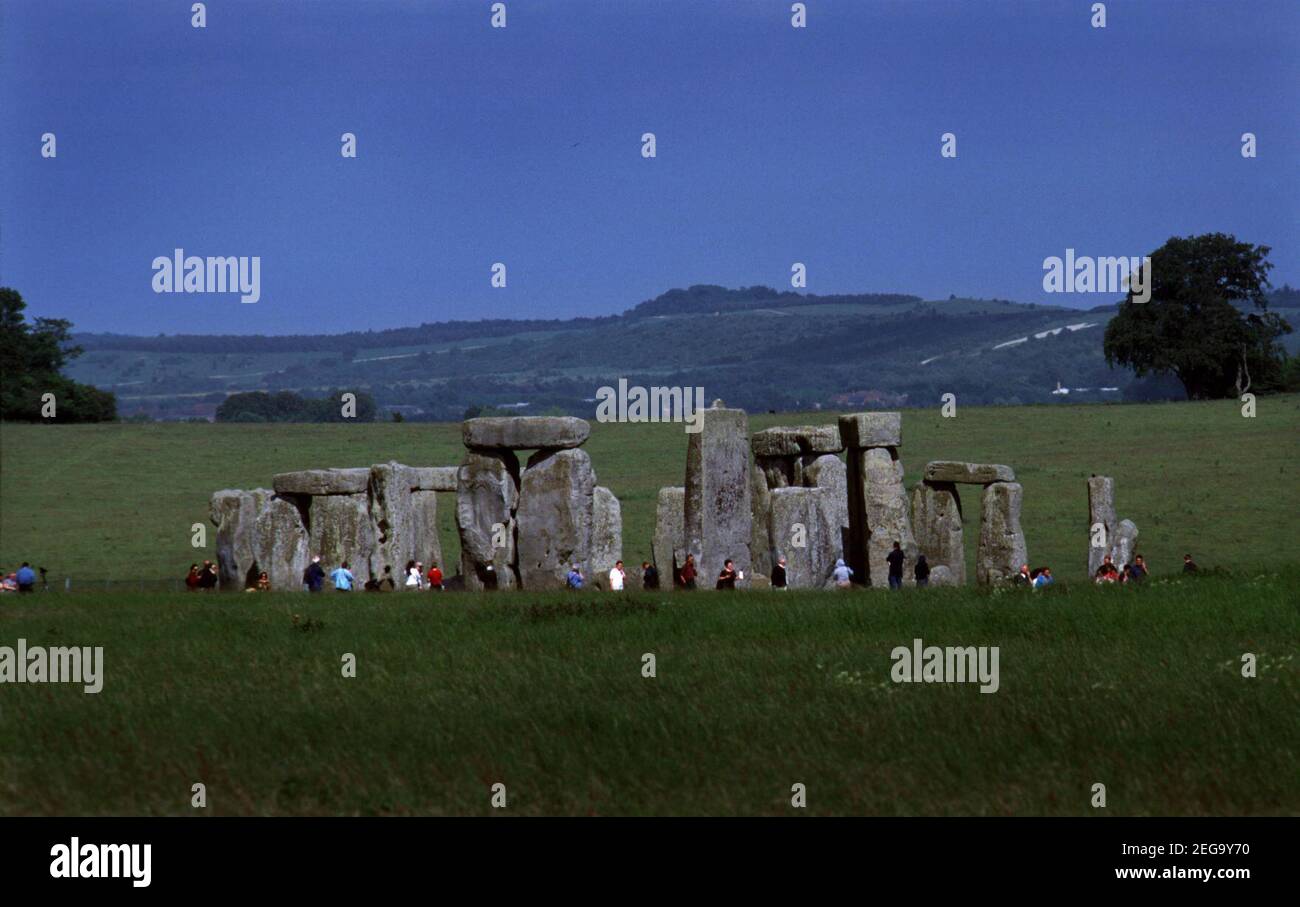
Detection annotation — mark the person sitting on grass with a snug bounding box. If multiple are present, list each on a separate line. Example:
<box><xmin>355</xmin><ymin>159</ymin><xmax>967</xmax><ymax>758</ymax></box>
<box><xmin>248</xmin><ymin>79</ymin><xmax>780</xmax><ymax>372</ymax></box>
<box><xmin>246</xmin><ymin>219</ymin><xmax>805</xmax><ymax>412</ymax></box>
<box><xmin>256</xmin><ymin>571</ymin><xmax>270</xmax><ymax>592</ymax></box>
<box><xmin>427</xmin><ymin>562</ymin><xmax>444</xmax><ymax>591</ymax></box>
<box><xmin>1032</xmin><ymin>567</ymin><xmax>1054</xmax><ymax>589</ymax></box>
<box><xmin>1014</xmin><ymin>563</ymin><xmax>1032</xmax><ymax>586</ymax></box>
<box><xmin>199</xmin><ymin>560</ymin><xmax>218</xmax><ymax>591</ymax></box>
<box><xmin>1182</xmin><ymin>553</ymin><xmax>1199</xmax><ymax>574</ymax></box>
<box><xmin>185</xmin><ymin>563</ymin><xmax>201</xmax><ymax>592</ymax></box>
<box><xmin>16</xmin><ymin>562</ymin><xmax>36</xmax><ymax>594</ymax></box>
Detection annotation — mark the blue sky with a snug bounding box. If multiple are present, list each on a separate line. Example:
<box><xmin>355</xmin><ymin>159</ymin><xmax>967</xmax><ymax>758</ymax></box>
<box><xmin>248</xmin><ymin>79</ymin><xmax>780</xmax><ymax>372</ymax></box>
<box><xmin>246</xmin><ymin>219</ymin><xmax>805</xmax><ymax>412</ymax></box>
<box><xmin>2</xmin><ymin>0</ymin><xmax>1297</xmax><ymax>335</ymax></box>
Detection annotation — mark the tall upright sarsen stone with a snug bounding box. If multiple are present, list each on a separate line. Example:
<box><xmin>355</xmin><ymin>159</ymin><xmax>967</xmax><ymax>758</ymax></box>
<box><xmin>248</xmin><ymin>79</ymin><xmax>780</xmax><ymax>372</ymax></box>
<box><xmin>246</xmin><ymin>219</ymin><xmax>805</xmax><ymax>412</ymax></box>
<box><xmin>653</xmin><ymin>486</ymin><xmax>686</xmax><ymax>582</ymax></box>
<box><xmin>911</xmin><ymin>480</ymin><xmax>965</xmax><ymax>585</ymax></box>
<box><xmin>456</xmin><ymin>449</ymin><xmax>520</xmax><ymax>590</ymax></box>
<box><xmin>1087</xmin><ymin>475</ymin><xmax>1117</xmax><ymax>576</ymax></box>
<box><xmin>684</xmin><ymin>404</ymin><xmax>752</xmax><ymax>586</ymax></box>
<box><xmin>977</xmin><ymin>481</ymin><xmax>1027</xmax><ymax>585</ymax></box>
<box><xmin>515</xmin><ymin>448</ymin><xmax>594</xmax><ymax>590</ymax></box>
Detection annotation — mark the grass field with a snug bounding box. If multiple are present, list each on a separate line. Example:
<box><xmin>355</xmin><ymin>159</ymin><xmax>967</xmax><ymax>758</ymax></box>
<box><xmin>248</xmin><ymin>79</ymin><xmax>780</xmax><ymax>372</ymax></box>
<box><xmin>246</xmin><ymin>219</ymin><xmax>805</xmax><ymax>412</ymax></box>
<box><xmin>2</xmin><ymin>396</ymin><xmax>1298</xmax><ymax>584</ymax></box>
<box><xmin>1</xmin><ymin>570</ymin><xmax>1295</xmax><ymax>815</ymax></box>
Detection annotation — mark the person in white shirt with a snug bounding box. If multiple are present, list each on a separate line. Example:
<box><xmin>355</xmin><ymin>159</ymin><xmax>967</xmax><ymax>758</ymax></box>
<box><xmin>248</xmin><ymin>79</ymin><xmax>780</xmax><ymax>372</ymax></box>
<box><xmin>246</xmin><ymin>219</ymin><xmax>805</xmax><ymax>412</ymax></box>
<box><xmin>608</xmin><ymin>560</ymin><xmax>626</xmax><ymax>591</ymax></box>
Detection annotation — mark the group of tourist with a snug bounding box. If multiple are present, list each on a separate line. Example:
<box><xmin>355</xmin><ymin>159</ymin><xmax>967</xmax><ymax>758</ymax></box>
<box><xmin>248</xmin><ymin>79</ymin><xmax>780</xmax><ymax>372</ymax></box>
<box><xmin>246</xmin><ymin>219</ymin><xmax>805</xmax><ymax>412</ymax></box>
<box><xmin>0</xmin><ymin>562</ymin><xmax>41</xmax><ymax>594</ymax></box>
<box><xmin>160</xmin><ymin>547</ymin><xmax>1200</xmax><ymax>595</ymax></box>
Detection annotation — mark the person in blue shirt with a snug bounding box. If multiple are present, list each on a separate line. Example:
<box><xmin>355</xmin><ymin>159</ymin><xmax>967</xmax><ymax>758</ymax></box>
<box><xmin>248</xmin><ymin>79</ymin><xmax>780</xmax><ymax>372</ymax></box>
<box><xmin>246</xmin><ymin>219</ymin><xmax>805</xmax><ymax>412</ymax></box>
<box><xmin>15</xmin><ymin>562</ymin><xmax>36</xmax><ymax>593</ymax></box>
<box><xmin>330</xmin><ymin>561</ymin><xmax>355</xmax><ymax>592</ymax></box>
<box><xmin>566</xmin><ymin>564</ymin><xmax>583</xmax><ymax>590</ymax></box>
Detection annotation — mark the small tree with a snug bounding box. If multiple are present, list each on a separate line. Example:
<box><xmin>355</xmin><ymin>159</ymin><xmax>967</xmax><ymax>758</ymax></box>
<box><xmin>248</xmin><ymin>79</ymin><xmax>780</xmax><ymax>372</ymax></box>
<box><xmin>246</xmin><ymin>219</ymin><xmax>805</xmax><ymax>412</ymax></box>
<box><xmin>1103</xmin><ymin>234</ymin><xmax>1291</xmax><ymax>399</ymax></box>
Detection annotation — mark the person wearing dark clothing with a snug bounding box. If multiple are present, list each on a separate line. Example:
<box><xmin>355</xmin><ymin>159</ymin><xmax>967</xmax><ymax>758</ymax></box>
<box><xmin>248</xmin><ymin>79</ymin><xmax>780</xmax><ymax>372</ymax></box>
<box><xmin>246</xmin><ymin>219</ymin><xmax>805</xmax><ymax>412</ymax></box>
<box><xmin>1129</xmin><ymin>555</ymin><xmax>1148</xmax><ymax>581</ymax></box>
<box><xmin>716</xmin><ymin>559</ymin><xmax>738</xmax><ymax>591</ymax></box>
<box><xmin>886</xmin><ymin>542</ymin><xmax>906</xmax><ymax>590</ymax></box>
<box><xmin>642</xmin><ymin>562</ymin><xmax>659</xmax><ymax>590</ymax></box>
<box><xmin>185</xmin><ymin>563</ymin><xmax>201</xmax><ymax>592</ymax></box>
<box><xmin>914</xmin><ymin>555</ymin><xmax>930</xmax><ymax>588</ymax></box>
<box><xmin>198</xmin><ymin>560</ymin><xmax>218</xmax><ymax>590</ymax></box>
<box><xmin>304</xmin><ymin>557</ymin><xmax>326</xmax><ymax>593</ymax></box>
<box><xmin>679</xmin><ymin>555</ymin><xmax>698</xmax><ymax>590</ymax></box>
<box><xmin>1183</xmin><ymin>554</ymin><xmax>1198</xmax><ymax>574</ymax></box>
<box><xmin>771</xmin><ymin>557</ymin><xmax>788</xmax><ymax>590</ymax></box>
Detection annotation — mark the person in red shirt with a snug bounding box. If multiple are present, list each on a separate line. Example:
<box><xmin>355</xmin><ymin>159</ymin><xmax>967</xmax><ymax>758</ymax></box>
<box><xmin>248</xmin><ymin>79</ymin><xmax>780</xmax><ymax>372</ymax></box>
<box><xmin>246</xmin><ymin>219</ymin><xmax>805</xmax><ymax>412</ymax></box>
<box><xmin>426</xmin><ymin>562</ymin><xmax>444</xmax><ymax>591</ymax></box>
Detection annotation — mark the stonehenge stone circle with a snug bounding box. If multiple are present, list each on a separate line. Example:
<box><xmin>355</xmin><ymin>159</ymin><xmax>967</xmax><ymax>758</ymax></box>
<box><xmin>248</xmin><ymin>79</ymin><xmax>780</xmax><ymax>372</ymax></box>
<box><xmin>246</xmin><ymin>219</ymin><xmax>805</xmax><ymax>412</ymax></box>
<box><xmin>976</xmin><ymin>481</ymin><xmax>1028</xmax><ymax>586</ymax></box>
<box><xmin>463</xmin><ymin>416</ymin><xmax>589</xmax><ymax>451</ymax></box>
<box><xmin>684</xmin><ymin>403</ymin><xmax>753</xmax><ymax>587</ymax></box>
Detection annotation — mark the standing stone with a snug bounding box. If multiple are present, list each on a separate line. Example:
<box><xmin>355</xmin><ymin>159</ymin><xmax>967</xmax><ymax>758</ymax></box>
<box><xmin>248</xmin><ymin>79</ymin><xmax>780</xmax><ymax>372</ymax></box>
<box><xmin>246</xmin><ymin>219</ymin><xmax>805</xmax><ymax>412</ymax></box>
<box><xmin>456</xmin><ymin>449</ymin><xmax>520</xmax><ymax>591</ymax></box>
<box><xmin>1087</xmin><ymin>475</ymin><xmax>1117</xmax><ymax>576</ymax></box>
<box><xmin>653</xmin><ymin>487</ymin><xmax>686</xmax><ymax>583</ymax></box>
<box><xmin>750</xmin><ymin>458</ymin><xmax>773</xmax><ymax>579</ymax></box>
<box><xmin>515</xmin><ymin>448</ymin><xmax>594</xmax><ymax>590</ymax></box>
<box><xmin>768</xmin><ymin>487</ymin><xmax>833</xmax><ymax>589</ymax></box>
<box><xmin>254</xmin><ymin>494</ymin><xmax>310</xmax><ymax>591</ymax></box>
<box><xmin>977</xmin><ymin>481</ymin><xmax>1028</xmax><ymax>586</ymax></box>
<box><xmin>1110</xmin><ymin>518</ymin><xmax>1139</xmax><ymax>569</ymax></box>
<box><xmin>309</xmin><ymin>494</ymin><xmax>376</xmax><ymax>584</ymax></box>
<box><xmin>368</xmin><ymin>462</ymin><xmax>422</xmax><ymax>579</ymax></box>
<box><xmin>411</xmin><ymin>491</ymin><xmax>442</xmax><ymax>568</ymax></box>
<box><xmin>911</xmin><ymin>480</ymin><xmax>965</xmax><ymax>586</ymax></box>
<box><xmin>684</xmin><ymin>405</ymin><xmax>752</xmax><ymax>586</ymax></box>
<box><xmin>862</xmin><ymin>448</ymin><xmax>919</xmax><ymax>586</ymax></box>
<box><xmin>928</xmin><ymin>565</ymin><xmax>956</xmax><ymax>587</ymax></box>
<box><xmin>590</xmin><ymin>486</ymin><xmax>623</xmax><ymax>588</ymax></box>
<box><xmin>805</xmin><ymin>454</ymin><xmax>849</xmax><ymax>570</ymax></box>
<box><xmin>210</xmin><ymin>489</ymin><xmax>266</xmax><ymax>590</ymax></box>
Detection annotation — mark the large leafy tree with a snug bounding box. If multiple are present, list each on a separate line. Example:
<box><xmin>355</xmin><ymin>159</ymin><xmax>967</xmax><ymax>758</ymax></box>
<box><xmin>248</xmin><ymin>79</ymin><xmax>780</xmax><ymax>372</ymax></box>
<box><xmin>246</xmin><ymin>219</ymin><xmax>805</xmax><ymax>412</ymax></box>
<box><xmin>1103</xmin><ymin>234</ymin><xmax>1291</xmax><ymax>399</ymax></box>
<box><xmin>0</xmin><ymin>287</ymin><xmax>117</xmax><ymax>422</ymax></box>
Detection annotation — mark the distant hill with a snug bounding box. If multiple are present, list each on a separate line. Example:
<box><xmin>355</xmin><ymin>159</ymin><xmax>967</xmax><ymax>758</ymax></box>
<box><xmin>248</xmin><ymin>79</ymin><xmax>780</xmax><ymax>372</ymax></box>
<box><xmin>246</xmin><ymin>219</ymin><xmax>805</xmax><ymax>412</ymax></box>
<box><xmin>66</xmin><ymin>286</ymin><xmax>1300</xmax><ymax>421</ymax></box>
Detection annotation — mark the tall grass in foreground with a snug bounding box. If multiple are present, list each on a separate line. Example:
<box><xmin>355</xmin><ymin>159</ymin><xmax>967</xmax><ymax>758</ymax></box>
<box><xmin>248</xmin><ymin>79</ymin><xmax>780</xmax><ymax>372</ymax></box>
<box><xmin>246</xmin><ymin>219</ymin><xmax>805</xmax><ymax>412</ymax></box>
<box><xmin>1</xmin><ymin>569</ymin><xmax>1295</xmax><ymax>815</ymax></box>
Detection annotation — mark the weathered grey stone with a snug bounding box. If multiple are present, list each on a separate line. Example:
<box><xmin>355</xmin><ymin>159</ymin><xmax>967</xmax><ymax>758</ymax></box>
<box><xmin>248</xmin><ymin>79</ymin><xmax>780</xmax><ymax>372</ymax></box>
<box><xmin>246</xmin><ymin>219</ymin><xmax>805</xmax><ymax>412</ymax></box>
<box><xmin>862</xmin><ymin>447</ymin><xmax>919</xmax><ymax>586</ymax></box>
<box><xmin>412</xmin><ymin>466</ymin><xmax>459</xmax><ymax>492</ymax></box>
<box><xmin>272</xmin><ymin>468</ymin><xmax>371</xmax><ymax>496</ymax></box>
<box><xmin>1087</xmin><ymin>475</ymin><xmax>1117</xmax><ymax>576</ymax></box>
<box><xmin>1110</xmin><ymin>518</ymin><xmax>1139</xmax><ymax>570</ymax></box>
<box><xmin>928</xmin><ymin>565</ymin><xmax>957</xmax><ymax>587</ymax></box>
<box><xmin>751</xmin><ymin>425</ymin><xmax>843</xmax><ymax>458</ymax></box>
<box><xmin>516</xmin><ymin>448</ymin><xmax>594</xmax><ymax>590</ymax></box>
<box><xmin>463</xmin><ymin>416</ymin><xmax>589</xmax><ymax>450</ymax></box>
<box><xmin>923</xmin><ymin>461</ymin><xmax>1015</xmax><ymax>485</ymax></box>
<box><xmin>254</xmin><ymin>494</ymin><xmax>310</xmax><ymax>591</ymax></box>
<box><xmin>411</xmin><ymin>490</ymin><xmax>442</xmax><ymax>570</ymax></box>
<box><xmin>368</xmin><ymin>462</ymin><xmax>437</xmax><ymax>579</ymax></box>
<box><xmin>210</xmin><ymin>489</ymin><xmax>266</xmax><ymax>590</ymax></box>
<box><xmin>768</xmin><ymin>487</ymin><xmax>835</xmax><ymax>589</ymax></box>
<box><xmin>755</xmin><ymin>455</ymin><xmax>796</xmax><ymax>489</ymax></box>
<box><xmin>211</xmin><ymin>489</ymin><xmax>309</xmax><ymax>590</ymax></box>
<box><xmin>750</xmin><ymin>458</ymin><xmax>773</xmax><ymax>579</ymax></box>
<box><xmin>911</xmin><ymin>480</ymin><xmax>966</xmax><ymax>586</ymax></box>
<box><xmin>309</xmin><ymin>493</ymin><xmax>377</xmax><ymax>584</ymax></box>
<box><xmin>805</xmin><ymin>454</ymin><xmax>849</xmax><ymax>570</ymax></box>
<box><xmin>653</xmin><ymin>487</ymin><xmax>686</xmax><ymax>581</ymax></box>
<box><xmin>838</xmin><ymin>412</ymin><xmax>901</xmax><ymax>449</ymax></box>
<box><xmin>684</xmin><ymin>406</ymin><xmax>752</xmax><ymax>587</ymax></box>
<box><xmin>590</xmin><ymin>486</ymin><xmax>623</xmax><ymax>588</ymax></box>
<box><xmin>456</xmin><ymin>449</ymin><xmax>520</xmax><ymax>591</ymax></box>
<box><xmin>976</xmin><ymin>481</ymin><xmax>1027</xmax><ymax>586</ymax></box>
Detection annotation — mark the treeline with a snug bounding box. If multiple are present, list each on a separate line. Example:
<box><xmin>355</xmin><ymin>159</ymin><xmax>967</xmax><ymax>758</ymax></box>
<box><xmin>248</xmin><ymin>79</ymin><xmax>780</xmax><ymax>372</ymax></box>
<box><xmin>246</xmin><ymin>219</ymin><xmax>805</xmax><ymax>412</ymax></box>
<box><xmin>73</xmin><ymin>315</ymin><xmax>618</xmax><ymax>355</ymax></box>
<box><xmin>625</xmin><ymin>285</ymin><xmax>923</xmax><ymax>317</ymax></box>
<box><xmin>215</xmin><ymin>390</ymin><xmax>377</xmax><ymax>422</ymax></box>
<box><xmin>0</xmin><ymin>288</ymin><xmax>117</xmax><ymax>422</ymax></box>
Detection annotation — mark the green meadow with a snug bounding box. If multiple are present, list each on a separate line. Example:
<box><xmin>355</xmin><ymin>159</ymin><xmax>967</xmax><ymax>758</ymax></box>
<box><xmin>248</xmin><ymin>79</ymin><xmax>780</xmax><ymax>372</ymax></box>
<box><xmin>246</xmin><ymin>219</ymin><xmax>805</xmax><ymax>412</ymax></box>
<box><xmin>0</xmin><ymin>397</ymin><xmax>1297</xmax><ymax>815</ymax></box>
<box><xmin>0</xmin><ymin>573</ymin><xmax>1295</xmax><ymax>815</ymax></box>
<box><xmin>2</xmin><ymin>396</ymin><xmax>1297</xmax><ymax>584</ymax></box>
